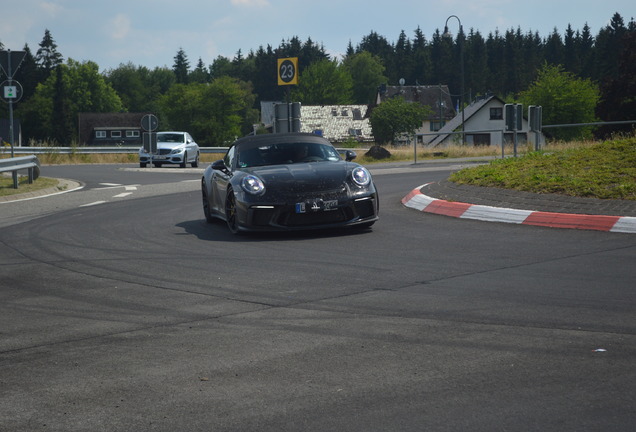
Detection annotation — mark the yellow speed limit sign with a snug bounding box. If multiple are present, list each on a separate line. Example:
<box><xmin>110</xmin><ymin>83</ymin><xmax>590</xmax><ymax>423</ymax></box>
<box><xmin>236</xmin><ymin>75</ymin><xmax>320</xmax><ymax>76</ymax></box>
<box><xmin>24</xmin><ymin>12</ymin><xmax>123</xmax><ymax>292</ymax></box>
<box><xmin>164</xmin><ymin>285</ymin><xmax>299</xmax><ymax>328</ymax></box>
<box><xmin>277</xmin><ymin>57</ymin><xmax>298</xmax><ymax>86</ymax></box>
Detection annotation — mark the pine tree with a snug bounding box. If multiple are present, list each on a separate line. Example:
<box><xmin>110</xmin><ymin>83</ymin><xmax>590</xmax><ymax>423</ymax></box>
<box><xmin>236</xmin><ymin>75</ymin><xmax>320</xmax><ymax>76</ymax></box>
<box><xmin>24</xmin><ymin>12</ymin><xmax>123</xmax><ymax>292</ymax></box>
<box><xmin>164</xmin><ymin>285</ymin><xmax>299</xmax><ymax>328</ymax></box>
<box><xmin>464</xmin><ymin>29</ymin><xmax>488</xmax><ymax>95</ymax></box>
<box><xmin>503</xmin><ymin>28</ymin><xmax>525</xmax><ymax>95</ymax></box>
<box><xmin>485</xmin><ymin>30</ymin><xmax>506</xmax><ymax>96</ymax></box>
<box><xmin>593</xmin><ymin>13</ymin><xmax>627</xmax><ymax>82</ymax></box>
<box><xmin>577</xmin><ymin>24</ymin><xmax>595</xmax><ymax>79</ymax></box>
<box><xmin>252</xmin><ymin>44</ymin><xmax>279</xmax><ymax>102</ymax></box>
<box><xmin>172</xmin><ymin>48</ymin><xmax>190</xmax><ymax>84</ymax></box>
<box><xmin>35</xmin><ymin>29</ymin><xmax>63</xmax><ymax>80</ymax></box>
<box><xmin>596</xmin><ymin>31</ymin><xmax>636</xmax><ymax>134</ymax></box>
<box><xmin>411</xmin><ymin>27</ymin><xmax>432</xmax><ymax>84</ymax></box>
<box><xmin>345</xmin><ymin>41</ymin><xmax>355</xmax><ymax>58</ymax></box>
<box><xmin>300</xmin><ymin>37</ymin><xmax>329</xmax><ymax>71</ymax></box>
<box><xmin>543</xmin><ymin>27</ymin><xmax>564</xmax><ymax>67</ymax></box>
<box><xmin>521</xmin><ymin>31</ymin><xmax>544</xmax><ymax>90</ymax></box>
<box><xmin>14</xmin><ymin>44</ymin><xmax>38</xmax><ymax>100</ymax></box>
<box><xmin>564</xmin><ymin>25</ymin><xmax>578</xmax><ymax>75</ymax></box>
<box><xmin>189</xmin><ymin>58</ymin><xmax>209</xmax><ymax>83</ymax></box>
<box><xmin>357</xmin><ymin>31</ymin><xmax>394</xmax><ymax>82</ymax></box>
<box><xmin>393</xmin><ymin>30</ymin><xmax>413</xmax><ymax>84</ymax></box>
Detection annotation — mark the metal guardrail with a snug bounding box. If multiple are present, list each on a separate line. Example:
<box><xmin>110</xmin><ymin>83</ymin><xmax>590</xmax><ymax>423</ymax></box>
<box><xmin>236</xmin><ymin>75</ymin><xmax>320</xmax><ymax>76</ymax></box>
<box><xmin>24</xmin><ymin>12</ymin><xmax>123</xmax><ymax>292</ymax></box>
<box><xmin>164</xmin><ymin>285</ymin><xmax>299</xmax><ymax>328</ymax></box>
<box><xmin>5</xmin><ymin>146</ymin><xmax>363</xmax><ymax>156</ymax></box>
<box><xmin>0</xmin><ymin>155</ymin><xmax>40</xmax><ymax>188</ymax></box>
<box><xmin>6</xmin><ymin>146</ymin><xmax>229</xmax><ymax>155</ymax></box>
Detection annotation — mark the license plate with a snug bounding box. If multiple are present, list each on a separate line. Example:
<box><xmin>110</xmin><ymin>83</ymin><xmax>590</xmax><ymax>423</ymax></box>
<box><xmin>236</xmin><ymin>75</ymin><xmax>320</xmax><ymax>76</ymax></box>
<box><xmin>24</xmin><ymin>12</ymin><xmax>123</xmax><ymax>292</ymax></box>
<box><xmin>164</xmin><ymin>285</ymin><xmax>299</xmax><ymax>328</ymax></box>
<box><xmin>323</xmin><ymin>200</ymin><xmax>338</xmax><ymax>211</ymax></box>
<box><xmin>154</xmin><ymin>155</ymin><xmax>168</xmax><ymax>160</ymax></box>
<box><xmin>296</xmin><ymin>199</ymin><xmax>338</xmax><ymax>213</ymax></box>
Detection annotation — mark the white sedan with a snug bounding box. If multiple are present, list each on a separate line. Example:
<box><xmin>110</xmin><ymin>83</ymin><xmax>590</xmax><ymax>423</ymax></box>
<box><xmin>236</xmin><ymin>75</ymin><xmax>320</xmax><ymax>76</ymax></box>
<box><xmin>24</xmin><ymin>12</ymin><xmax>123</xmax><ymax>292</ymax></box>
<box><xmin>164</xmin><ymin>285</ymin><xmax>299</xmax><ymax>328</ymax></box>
<box><xmin>139</xmin><ymin>131</ymin><xmax>200</xmax><ymax>168</ymax></box>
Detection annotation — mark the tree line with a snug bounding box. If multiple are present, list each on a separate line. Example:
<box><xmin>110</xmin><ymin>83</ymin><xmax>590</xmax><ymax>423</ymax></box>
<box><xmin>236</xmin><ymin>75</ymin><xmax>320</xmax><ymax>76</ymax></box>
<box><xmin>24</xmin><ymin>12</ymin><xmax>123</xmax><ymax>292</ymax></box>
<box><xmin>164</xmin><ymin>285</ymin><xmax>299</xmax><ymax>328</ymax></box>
<box><xmin>0</xmin><ymin>12</ymin><xmax>634</xmax><ymax>146</ymax></box>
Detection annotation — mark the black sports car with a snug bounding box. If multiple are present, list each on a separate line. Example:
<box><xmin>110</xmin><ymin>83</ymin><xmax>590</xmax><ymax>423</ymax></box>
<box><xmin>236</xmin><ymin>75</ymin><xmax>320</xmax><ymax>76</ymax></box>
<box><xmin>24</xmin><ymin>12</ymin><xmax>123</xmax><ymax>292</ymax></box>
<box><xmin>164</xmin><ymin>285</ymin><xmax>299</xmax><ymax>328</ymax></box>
<box><xmin>201</xmin><ymin>133</ymin><xmax>379</xmax><ymax>233</ymax></box>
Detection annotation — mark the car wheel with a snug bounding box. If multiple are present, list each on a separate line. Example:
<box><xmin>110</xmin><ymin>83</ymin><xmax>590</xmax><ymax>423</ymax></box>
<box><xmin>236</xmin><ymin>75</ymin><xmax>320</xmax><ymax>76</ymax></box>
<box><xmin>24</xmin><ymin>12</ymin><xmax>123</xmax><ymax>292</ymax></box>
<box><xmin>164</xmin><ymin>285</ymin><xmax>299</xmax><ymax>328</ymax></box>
<box><xmin>201</xmin><ymin>180</ymin><xmax>214</xmax><ymax>223</ymax></box>
<box><xmin>225</xmin><ymin>187</ymin><xmax>240</xmax><ymax>234</ymax></box>
<box><xmin>192</xmin><ymin>153</ymin><xmax>199</xmax><ymax>168</ymax></box>
<box><xmin>140</xmin><ymin>162</ymin><xmax>147</xmax><ymax>168</ymax></box>
<box><xmin>180</xmin><ymin>153</ymin><xmax>187</xmax><ymax>168</ymax></box>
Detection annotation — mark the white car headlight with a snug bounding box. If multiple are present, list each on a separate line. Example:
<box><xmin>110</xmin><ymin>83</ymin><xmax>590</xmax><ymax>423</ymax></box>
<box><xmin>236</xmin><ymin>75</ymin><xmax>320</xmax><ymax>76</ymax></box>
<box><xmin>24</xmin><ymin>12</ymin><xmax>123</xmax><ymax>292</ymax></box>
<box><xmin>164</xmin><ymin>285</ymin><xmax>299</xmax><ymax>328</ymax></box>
<box><xmin>241</xmin><ymin>175</ymin><xmax>265</xmax><ymax>194</ymax></box>
<box><xmin>352</xmin><ymin>167</ymin><xmax>371</xmax><ymax>187</ymax></box>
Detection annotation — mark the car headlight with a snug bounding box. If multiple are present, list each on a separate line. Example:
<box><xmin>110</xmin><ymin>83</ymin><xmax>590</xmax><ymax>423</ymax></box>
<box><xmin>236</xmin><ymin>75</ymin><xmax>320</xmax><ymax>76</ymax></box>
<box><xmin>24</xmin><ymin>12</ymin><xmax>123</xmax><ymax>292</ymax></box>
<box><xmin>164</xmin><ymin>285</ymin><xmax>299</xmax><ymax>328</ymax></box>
<box><xmin>352</xmin><ymin>167</ymin><xmax>371</xmax><ymax>187</ymax></box>
<box><xmin>241</xmin><ymin>175</ymin><xmax>265</xmax><ymax>195</ymax></box>
<box><xmin>170</xmin><ymin>147</ymin><xmax>184</xmax><ymax>155</ymax></box>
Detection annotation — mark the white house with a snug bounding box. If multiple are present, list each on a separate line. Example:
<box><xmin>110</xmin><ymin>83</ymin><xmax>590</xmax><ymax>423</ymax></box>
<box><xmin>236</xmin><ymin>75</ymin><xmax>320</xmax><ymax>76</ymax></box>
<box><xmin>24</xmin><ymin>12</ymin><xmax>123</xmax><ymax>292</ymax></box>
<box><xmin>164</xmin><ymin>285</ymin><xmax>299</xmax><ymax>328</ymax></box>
<box><xmin>424</xmin><ymin>95</ymin><xmax>541</xmax><ymax>147</ymax></box>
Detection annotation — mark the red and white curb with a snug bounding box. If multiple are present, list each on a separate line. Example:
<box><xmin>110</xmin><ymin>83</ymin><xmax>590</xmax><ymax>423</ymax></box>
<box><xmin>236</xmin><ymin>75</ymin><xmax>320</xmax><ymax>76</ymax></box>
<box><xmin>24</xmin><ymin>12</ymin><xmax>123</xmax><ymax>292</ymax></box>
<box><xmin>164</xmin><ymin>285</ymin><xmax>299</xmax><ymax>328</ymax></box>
<box><xmin>402</xmin><ymin>184</ymin><xmax>636</xmax><ymax>234</ymax></box>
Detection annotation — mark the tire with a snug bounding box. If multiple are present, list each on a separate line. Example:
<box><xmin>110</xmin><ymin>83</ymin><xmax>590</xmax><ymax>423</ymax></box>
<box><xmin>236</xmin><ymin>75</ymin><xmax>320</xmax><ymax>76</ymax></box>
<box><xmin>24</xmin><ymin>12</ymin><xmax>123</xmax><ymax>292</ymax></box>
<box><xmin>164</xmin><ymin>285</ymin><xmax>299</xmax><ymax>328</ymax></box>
<box><xmin>225</xmin><ymin>187</ymin><xmax>240</xmax><ymax>234</ymax></box>
<box><xmin>192</xmin><ymin>153</ymin><xmax>199</xmax><ymax>168</ymax></box>
<box><xmin>180</xmin><ymin>153</ymin><xmax>187</xmax><ymax>168</ymax></box>
<box><xmin>201</xmin><ymin>180</ymin><xmax>214</xmax><ymax>223</ymax></box>
<box><xmin>140</xmin><ymin>162</ymin><xmax>147</xmax><ymax>168</ymax></box>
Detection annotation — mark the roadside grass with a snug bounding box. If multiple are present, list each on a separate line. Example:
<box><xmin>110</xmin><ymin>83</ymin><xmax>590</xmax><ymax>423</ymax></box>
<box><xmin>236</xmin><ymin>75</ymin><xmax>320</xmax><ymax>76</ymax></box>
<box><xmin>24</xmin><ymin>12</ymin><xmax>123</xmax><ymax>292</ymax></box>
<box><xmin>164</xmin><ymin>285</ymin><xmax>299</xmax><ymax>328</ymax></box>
<box><xmin>449</xmin><ymin>136</ymin><xmax>636</xmax><ymax>200</ymax></box>
<box><xmin>17</xmin><ymin>152</ymin><xmax>139</xmax><ymax>165</ymax></box>
<box><xmin>0</xmin><ymin>175</ymin><xmax>60</xmax><ymax>197</ymax></box>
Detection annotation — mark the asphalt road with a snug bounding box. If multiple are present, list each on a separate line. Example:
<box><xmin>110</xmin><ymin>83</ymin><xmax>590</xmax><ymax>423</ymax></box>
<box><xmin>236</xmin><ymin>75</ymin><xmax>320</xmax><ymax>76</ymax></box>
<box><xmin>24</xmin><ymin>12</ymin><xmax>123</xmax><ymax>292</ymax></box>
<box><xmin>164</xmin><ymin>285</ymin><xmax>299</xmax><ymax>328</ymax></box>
<box><xmin>1</xmin><ymin>163</ymin><xmax>635</xmax><ymax>431</ymax></box>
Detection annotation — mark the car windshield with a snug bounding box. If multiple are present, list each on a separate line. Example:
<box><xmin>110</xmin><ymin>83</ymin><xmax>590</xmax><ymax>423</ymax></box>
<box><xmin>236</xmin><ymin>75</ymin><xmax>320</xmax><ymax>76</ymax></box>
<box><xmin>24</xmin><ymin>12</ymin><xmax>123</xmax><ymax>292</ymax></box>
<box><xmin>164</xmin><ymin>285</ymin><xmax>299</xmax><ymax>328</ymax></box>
<box><xmin>236</xmin><ymin>142</ymin><xmax>341</xmax><ymax>168</ymax></box>
<box><xmin>157</xmin><ymin>133</ymin><xmax>185</xmax><ymax>143</ymax></box>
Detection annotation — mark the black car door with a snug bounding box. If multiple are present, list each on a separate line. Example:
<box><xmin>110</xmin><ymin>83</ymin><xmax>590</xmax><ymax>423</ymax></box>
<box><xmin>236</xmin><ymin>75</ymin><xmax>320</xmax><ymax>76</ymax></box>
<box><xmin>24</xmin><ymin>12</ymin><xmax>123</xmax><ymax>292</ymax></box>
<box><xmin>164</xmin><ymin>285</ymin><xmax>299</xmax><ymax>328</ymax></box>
<box><xmin>211</xmin><ymin>146</ymin><xmax>235</xmax><ymax>213</ymax></box>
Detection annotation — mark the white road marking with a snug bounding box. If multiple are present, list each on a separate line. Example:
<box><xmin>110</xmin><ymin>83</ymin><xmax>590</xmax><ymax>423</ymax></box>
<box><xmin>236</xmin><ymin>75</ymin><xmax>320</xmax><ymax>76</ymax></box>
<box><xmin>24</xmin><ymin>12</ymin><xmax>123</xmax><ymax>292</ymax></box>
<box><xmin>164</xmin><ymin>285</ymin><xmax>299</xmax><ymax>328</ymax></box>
<box><xmin>94</xmin><ymin>185</ymin><xmax>123</xmax><ymax>190</ymax></box>
<box><xmin>113</xmin><ymin>192</ymin><xmax>133</xmax><ymax>198</ymax></box>
<box><xmin>80</xmin><ymin>201</ymin><xmax>106</xmax><ymax>207</ymax></box>
<box><xmin>0</xmin><ymin>184</ymin><xmax>85</xmax><ymax>204</ymax></box>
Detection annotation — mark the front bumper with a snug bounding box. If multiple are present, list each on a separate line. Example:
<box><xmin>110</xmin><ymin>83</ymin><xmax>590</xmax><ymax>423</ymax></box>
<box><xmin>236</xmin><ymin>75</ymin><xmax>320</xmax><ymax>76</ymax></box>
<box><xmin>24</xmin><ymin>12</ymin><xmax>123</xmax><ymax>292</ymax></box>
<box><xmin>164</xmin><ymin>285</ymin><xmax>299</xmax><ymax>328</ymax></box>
<box><xmin>139</xmin><ymin>153</ymin><xmax>185</xmax><ymax>164</ymax></box>
<box><xmin>237</xmin><ymin>193</ymin><xmax>378</xmax><ymax>232</ymax></box>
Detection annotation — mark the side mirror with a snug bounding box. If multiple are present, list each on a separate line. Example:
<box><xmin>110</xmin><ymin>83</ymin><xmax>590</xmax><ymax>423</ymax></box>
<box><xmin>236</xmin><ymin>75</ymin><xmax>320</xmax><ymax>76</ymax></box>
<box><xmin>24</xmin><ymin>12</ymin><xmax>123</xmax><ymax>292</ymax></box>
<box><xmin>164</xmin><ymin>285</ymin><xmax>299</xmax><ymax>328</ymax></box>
<box><xmin>345</xmin><ymin>150</ymin><xmax>357</xmax><ymax>161</ymax></box>
<box><xmin>211</xmin><ymin>159</ymin><xmax>228</xmax><ymax>172</ymax></box>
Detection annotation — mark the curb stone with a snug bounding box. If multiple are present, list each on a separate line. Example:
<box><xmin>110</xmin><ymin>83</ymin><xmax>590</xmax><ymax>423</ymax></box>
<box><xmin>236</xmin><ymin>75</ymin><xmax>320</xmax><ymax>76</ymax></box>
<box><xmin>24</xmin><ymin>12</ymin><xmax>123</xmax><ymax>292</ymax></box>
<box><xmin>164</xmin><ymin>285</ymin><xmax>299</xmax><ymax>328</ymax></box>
<box><xmin>402</xmin><ymin>183</ymin><xmax>636</xmax><ymax>234</ymax></box>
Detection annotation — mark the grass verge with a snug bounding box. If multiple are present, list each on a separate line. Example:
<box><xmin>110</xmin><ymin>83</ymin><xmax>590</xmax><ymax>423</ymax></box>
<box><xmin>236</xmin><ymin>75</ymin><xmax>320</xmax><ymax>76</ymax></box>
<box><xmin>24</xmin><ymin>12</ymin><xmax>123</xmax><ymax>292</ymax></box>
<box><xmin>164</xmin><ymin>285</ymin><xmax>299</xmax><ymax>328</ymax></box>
<box><xmin>449</xmin><ymin>136</ymin><xmax>636</xmax><ymax>200</ymax></box>
<box><xmin>0</xmin><ymin>176</ymin><xmax>60</xmax><ymax>197</ymax></box>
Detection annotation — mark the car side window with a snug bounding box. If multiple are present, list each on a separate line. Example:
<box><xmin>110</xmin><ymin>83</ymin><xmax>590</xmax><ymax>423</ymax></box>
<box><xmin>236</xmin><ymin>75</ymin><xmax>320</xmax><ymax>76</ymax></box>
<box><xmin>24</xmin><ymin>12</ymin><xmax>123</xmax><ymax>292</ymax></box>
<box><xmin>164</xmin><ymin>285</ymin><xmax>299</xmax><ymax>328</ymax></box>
<box><xmin>224</xmin><ymin>146</ymin><xmax>236</xmax><ymax>169</ymax></box>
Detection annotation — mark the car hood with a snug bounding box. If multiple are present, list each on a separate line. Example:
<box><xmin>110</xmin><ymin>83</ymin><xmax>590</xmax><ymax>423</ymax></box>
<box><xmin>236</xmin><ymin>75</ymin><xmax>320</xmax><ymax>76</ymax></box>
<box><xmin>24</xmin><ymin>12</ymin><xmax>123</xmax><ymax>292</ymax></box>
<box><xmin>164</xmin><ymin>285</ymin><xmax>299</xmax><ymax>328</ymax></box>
<box><xmin>248</xmin><ymin>162</ymin><xmax>352</xmax><ymax>191</ymax></box>
<box><xmin>157</xmin><ymin>142</ymin><xmax>184</xmax><ymax>150</ymax></box>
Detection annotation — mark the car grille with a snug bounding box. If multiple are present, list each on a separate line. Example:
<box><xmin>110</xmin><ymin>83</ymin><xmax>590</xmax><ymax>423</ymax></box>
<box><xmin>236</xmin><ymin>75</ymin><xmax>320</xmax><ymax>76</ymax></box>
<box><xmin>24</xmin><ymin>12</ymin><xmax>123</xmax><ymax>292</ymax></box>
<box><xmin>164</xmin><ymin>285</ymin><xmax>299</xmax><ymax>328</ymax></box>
<box><xmin>282</xmin><ymin>208</ymin><xmax>349</xmax><ymax>226</ymax></box>
<box><xmin>354</xmin><ymin>198</ymin><xmax>376</xmax><ymax>218</ymax></box>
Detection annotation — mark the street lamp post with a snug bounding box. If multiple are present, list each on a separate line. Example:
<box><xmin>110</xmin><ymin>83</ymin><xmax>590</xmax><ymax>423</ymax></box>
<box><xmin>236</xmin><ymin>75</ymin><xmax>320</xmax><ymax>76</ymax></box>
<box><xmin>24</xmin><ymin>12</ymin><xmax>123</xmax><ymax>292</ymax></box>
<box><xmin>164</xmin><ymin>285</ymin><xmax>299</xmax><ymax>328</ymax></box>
<box><xmin>443</xmin><ymin>15</ymin><xmax>465</xmax><ymax>145</ymax></box>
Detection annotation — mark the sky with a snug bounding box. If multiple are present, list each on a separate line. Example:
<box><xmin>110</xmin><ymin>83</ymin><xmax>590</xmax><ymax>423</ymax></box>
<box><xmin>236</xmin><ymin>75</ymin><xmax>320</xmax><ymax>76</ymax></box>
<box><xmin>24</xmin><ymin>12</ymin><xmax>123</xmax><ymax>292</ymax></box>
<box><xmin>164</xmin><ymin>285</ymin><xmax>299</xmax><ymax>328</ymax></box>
<box><xmin>3</xmin><ymin>0</ymin><xmax>634</xmax><ymax>74</ymax></box>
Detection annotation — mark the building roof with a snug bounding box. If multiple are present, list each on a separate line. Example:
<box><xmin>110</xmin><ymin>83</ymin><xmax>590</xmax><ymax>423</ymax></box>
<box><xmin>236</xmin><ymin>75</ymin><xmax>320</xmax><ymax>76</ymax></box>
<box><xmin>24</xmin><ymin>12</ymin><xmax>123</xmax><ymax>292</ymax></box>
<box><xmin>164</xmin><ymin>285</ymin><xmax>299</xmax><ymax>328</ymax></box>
<box><xmin>260</xmin><ymin>102</ymin><xmax>373</xmax><ymax>142</ymax></box>
<box><xmin>427</xmin><ymin>95</ymin><xmax>502</xmax><ymax>146</ymax></box>
<box><xmin>299</xmin><ymin>105</ymin><xmax>373</xmax><ymax>142</ymax></box>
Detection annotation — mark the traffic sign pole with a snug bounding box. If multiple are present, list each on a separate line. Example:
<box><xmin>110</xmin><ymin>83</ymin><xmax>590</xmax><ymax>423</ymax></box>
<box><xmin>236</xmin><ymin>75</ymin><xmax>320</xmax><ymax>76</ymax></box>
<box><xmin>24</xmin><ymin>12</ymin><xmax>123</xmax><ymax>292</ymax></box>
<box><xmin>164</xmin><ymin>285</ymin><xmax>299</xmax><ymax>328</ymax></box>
<box><xmin>141</xmin><ymin>114</ymin><xmax>159</xmax><ymax>169</ymax></box>
<box><xmin>1</xmin><ymin>49</ymin><xmax>27</xmax><ymax>187</ymax></box>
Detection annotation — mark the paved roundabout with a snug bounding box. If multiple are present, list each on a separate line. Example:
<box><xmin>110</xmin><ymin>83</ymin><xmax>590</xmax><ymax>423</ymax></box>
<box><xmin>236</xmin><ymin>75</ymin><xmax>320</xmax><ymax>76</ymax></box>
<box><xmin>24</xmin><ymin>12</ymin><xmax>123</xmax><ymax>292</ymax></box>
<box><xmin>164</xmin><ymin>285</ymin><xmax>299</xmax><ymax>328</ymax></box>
<box><xmin>2</xmin><ymin>163</ymin><xmax>636</xmax><ymax>431</ymax></box>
